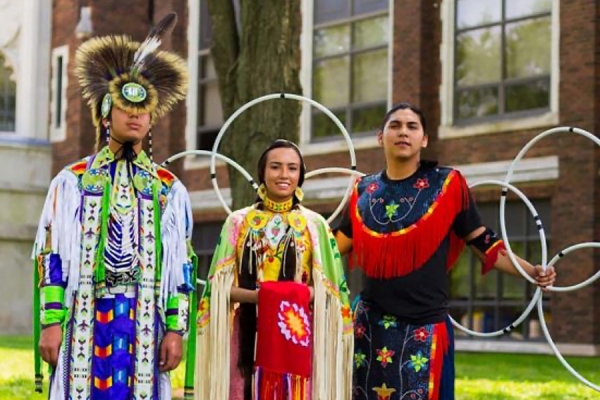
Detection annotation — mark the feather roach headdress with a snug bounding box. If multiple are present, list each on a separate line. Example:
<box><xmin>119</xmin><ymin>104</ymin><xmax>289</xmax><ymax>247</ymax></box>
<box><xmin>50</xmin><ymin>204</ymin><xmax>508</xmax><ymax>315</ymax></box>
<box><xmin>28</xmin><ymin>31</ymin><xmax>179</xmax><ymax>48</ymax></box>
<box><xmin>74</xmin><ymin>12</ymin><xmax>187</xmax><ymax>135</ymax></box>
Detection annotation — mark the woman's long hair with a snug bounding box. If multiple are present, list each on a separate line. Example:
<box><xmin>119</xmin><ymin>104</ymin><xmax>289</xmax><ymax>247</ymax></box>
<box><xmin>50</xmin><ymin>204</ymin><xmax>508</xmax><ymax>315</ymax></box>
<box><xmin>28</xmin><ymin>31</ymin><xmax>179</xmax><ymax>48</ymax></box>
<box><xmin>237</xmin><ymin>139</ymin><xmax>307</xmax><ymax>400</ymax></box>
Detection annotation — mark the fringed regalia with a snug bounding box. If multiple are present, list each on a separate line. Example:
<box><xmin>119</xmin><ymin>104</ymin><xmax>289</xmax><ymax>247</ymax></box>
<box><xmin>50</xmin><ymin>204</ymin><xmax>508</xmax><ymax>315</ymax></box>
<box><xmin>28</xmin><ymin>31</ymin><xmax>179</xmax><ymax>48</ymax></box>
<box><xmin>33</xmin><ymin>147</ymin><xmax>197</xmax><ymax>400</ymax></box>
<box><xmin>32</xmin><ymin>13</ymin><xmax>193</xmax><ymax>400</ymax></box>
<box><xmin>343</xmin><ymin>162</ymin><xmax>486</xmax><ymax>400</ymax></box>
<box><xmin>194</xmin><ymin>204</ymin><xmax>354</xmax><ymax>400</ymax></box>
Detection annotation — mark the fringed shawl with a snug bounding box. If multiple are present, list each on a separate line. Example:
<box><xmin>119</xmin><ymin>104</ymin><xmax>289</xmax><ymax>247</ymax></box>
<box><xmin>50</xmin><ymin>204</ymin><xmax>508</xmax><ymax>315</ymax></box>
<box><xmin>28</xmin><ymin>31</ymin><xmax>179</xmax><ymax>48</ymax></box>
<box><xmin>194</xmin><ymin>205</ymin><xmax>353</xmax><ymax>400</ymax></box>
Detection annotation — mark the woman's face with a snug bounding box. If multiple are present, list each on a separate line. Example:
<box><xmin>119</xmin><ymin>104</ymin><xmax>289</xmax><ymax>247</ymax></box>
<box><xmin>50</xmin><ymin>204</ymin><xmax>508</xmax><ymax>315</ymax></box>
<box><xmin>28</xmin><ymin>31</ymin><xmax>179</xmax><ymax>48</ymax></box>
<box><xmin>262</xmin><ymin>147</ymin><xmax>302</xmax><ymax>202</ymax></box>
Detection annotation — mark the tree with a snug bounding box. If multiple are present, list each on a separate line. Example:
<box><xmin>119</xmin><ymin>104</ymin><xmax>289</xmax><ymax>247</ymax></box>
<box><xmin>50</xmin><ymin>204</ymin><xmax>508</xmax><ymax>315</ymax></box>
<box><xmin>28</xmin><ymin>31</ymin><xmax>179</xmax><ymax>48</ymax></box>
<box><xmin>207</xmin><ymin>0</ymin><xmax>303</xmax><ymax>209</ymax></box>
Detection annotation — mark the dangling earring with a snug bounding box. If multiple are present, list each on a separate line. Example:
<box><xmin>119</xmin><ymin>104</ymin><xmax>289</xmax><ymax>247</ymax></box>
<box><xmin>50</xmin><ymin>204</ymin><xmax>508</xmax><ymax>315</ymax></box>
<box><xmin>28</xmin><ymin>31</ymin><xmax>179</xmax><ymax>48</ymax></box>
<box><xmin>294</xmin><ymin>187</ymin><xmax>304</xmax><ymax>202</ymax></box>
<box><xmin>257</xmin><ymin>183</ymin><xmax>267</xmax><ymax>201</ymax></box>
<box><xmin>148</xmin><ymin>128</ymin><xmax>153</xmax><ymax>161</ymax></box>
<box><xmin>105</xmin><ymin>122</ymin><xmax>110</xmax><ymax>143</ymax></box>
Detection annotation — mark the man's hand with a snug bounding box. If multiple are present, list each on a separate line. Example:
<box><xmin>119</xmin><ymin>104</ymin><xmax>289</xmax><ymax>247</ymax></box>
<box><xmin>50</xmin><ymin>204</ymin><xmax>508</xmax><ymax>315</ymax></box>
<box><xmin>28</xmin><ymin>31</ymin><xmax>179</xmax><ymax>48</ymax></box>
<box><xmin>533</xmin><ymin>264</ymin><xmax>557</xmax><ymax>292</ymax></box>
<box><xmin>159</xmin><ymin>331</ymin><xmax>183</xmax><ymax>372</ymax></box>
<box><xmin>39</xmin><ymin>324</ymin><xmax>62</xmax><ymax>367</ymax></box>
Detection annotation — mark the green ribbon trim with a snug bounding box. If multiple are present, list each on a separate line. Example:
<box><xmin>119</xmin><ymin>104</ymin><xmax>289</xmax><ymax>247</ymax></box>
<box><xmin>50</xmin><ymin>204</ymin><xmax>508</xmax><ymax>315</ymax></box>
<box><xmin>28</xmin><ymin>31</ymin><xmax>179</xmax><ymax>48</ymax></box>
<box><xmin>153</xmin><ymin>180</ymin><xmax>162</xmax><ymax>295</ymax></box>
<box><xmin>184</xmin><ymin>251</ymin><xmax>198</xmax><ymax>393</ymax></box>
<box><xmin>94</xmin><ymin>180</ymin><xmax>111</xmax><ymax>289</ymax></box>
<box><xmin>33</xmin><ymin>257</ymin><xmax>42</xmax><ymax>393</ymax></box>
<box><xmin>41</xmin><ymin>285</ymin><xmax>65</xmax><ymax>304</ymax></box>
<box><xmin>166</xmin><ymin>295</ymin><xmax>180</xmax><ymax>331</ymax></box>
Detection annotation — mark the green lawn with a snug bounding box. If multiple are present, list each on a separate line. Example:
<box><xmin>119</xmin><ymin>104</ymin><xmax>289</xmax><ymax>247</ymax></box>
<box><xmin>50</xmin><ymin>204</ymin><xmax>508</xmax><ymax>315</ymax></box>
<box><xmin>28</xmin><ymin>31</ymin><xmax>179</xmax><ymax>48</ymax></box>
<box><xmin>2</xmin><ymin>336</ymin><xmax>598</xmax><ymax>399</ymax></box>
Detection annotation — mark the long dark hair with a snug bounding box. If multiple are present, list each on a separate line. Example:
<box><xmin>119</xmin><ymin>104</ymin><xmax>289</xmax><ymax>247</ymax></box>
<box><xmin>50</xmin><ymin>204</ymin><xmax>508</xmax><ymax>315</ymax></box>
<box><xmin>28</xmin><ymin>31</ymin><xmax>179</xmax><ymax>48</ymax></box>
<box><xmin>379</xmin><ymin>102</ymin><xmax>427</xmax><ymax>133</ymax></box>
<box><xmin>237</xmin><ymin>139</ymin><xmax>306</xmax><ymax>399</ymax></box>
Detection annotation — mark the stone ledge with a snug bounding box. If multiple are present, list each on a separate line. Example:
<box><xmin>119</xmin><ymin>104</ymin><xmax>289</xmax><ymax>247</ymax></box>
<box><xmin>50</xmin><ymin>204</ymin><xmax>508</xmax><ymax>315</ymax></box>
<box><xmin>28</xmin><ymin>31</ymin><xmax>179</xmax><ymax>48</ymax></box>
<box><xmin>0</xmin><ymin>223</ymin><xmax>37</xmax><ymax>241</ymax></box>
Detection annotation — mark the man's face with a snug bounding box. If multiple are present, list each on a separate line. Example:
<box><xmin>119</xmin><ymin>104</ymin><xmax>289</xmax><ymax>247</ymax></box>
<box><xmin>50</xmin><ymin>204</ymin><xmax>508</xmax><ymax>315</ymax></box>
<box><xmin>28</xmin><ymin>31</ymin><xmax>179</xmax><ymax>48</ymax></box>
<box><xmin>105</xmin><ymin>107</ymin><xmax>151</xmax><ymax>144</ymax></box>
<box><xmin>377</xmin><ymin>108</ymin><xmax>427</xmax><ymax>162</ymax></box>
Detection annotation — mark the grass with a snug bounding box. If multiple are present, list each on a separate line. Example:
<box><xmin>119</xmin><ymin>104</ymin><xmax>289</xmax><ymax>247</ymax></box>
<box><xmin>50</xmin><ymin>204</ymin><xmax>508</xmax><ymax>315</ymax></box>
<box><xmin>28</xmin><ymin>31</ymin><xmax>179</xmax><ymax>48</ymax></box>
<box><xmin>455</xmin><ymin>352</ymin><xmax>599</xmax><ymax>399</ymax></box>
<box><xmin>1</xmin><ymin>336</ymin><xmax>598</xmax><ymax>399</ymax></box>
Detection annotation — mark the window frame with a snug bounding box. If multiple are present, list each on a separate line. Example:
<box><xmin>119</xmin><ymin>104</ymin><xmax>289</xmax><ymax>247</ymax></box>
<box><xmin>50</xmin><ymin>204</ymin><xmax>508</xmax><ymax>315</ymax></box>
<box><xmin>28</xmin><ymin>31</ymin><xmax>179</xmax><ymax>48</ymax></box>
<box><xmin>49</xmin><ymin>45</ymin><xmax>69</xmax><ymax>142</ymax></box>
<box><xmin>438</xmin><ymin>0</ymin><xmax>560</xmax><ymax>139</ymax></box>
<box><xmin>299</xmin><ymin>0</ymin><xmax>393</xmax><ymax>155</ymax></box>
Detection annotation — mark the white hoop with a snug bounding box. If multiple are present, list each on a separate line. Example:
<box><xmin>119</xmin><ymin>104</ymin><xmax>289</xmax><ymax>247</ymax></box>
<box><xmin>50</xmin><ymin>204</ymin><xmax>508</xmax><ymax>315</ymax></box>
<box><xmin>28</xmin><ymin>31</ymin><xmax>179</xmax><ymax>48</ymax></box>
<box><xmin>501</xmin><ymin>126</ymin><xmax>600</xmax><ymax>287</ymax></box>
<box><xmin>304</xmin><ymin>167</ymin><xmax>366</xmax><ymax>223</ymax></box>
<box><xmin>449</xmin><ymin>179</ymin><xmax>547</xmax><ymax>337</ymax></box>
<box><xmin>545</xmin><ymin>242</ymin><xmax>600</xmax><ymax>292</ymax></box>
<box><xmin>538</xmin><ymin>299</ymin><xmax>600</xmax><ymax>391</ymax></box>
<box><xmin>162</xmin><ymin>149</ymin><xmax>257</xmax><ymax>214</ymax></box>
<box><xmin>210</xmin><ymin>93</ymin><xmax>357</xmax><ymax>215</ymax></box>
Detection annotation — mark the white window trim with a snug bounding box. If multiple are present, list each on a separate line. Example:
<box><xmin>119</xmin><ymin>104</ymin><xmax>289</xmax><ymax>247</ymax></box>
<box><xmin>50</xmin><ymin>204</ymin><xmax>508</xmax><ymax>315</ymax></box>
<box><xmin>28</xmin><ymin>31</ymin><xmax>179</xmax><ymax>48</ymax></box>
<box><xmin>189</xmin><ymin>155</ymin><xmax>559</xmax><ymax>212</ymax></box>
<box><xmin>184</xmin><ymin>0</ymin><xmax>227</xmax><ymax>170</ymax></box>
<box><xmin>49</xmin><ymin>45</ymin><xmax>68</xmax><ymax>142</ymax></box>
<box><xmin>298</xmin><ymin>0</ymin><xmax>393</xmax><ymax>156</ymax></box>
<box><xmin>438</xmin><ymin>0</ymin><xmax>560</xmax><ymax>139</ymax></box>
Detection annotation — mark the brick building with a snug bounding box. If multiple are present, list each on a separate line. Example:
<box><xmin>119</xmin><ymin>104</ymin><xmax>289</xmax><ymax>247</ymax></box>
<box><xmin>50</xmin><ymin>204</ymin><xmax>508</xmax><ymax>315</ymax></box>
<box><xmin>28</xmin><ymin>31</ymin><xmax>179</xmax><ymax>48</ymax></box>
<box><xmin>5</xmin><ymin>0</ymin><xmax>594</xmax><ymax>353</ymax></box>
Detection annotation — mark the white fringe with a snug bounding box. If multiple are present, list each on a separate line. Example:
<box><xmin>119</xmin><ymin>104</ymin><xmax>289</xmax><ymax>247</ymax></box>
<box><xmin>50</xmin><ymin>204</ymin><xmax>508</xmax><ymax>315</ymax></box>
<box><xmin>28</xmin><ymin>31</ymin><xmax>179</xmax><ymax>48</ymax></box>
<box><xmin>194</xmin><ymin>264</ymin><xmax>235</xmax><ymax>400</ymax></box>
<box><xmin>32</xmin><ymin>170</ymin><xmax>82</xmax><ymax>308</ymax></box>
<box><xmin>311</xmin><ymin>269</ymin><xmax>353</xmax><ymax>400</ymax></box>
<box><xmin>159</xmin><ymin>180</ymin><xmax>193</xmax><ymax>309</ymax></box>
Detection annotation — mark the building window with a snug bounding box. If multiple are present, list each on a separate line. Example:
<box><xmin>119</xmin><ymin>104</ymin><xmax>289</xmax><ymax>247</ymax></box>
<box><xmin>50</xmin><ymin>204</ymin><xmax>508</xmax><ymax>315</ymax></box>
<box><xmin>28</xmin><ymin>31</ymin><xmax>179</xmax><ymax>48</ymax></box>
<box><xmin>0</xmin><ymin>52</ymin><xmax>17</xmax><ymax>132</ymax></box>
<box><xmin>310</xmin><ymin>0</ymin><xmax>389</xmax><ymax>141</ymax></box>
<box><xmin>450</xmin><ymin>199</ymin><xmax>551</xmax><ymax>341</ymax></box>
<box><xmin>454</xmin><ymin>0</ymin><xmax>552</xmax><ymax>124</ymax></box>
<box><xmin>196</xmin><ymin>0</ymin><xmax>223</xmax><ymax>151</ymax></box>
<box><xmin>50</xmin><ymin>46</ymin><xmax>69</xmax><ymax>142</ymax></box>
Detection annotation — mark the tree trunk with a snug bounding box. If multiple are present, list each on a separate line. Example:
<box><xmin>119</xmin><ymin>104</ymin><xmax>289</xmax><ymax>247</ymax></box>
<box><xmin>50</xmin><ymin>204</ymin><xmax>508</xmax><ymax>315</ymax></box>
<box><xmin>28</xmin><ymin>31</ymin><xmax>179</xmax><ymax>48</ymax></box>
<box><xmin>207</xmin><ymin>0</ymin><xmax>302</xmax><ymax>210</ymax></box>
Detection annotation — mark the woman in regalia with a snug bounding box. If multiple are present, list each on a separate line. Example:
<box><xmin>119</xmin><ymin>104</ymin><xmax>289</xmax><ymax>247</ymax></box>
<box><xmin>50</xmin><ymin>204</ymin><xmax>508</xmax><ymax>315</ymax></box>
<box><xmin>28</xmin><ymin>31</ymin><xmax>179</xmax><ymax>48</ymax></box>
<box><xmin>195</xmin><ymin>139</ymin><xmax>353</xmax><ymax>400</ymax></box>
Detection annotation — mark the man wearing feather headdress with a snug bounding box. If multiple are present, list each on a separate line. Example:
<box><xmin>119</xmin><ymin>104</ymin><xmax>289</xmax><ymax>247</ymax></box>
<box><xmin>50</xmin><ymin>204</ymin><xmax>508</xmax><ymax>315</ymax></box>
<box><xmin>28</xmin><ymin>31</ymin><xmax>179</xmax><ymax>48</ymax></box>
<box><xmin>32</xmin><ymin>13</ymin><xmax>196</xmax><ymax>400</ymax></box>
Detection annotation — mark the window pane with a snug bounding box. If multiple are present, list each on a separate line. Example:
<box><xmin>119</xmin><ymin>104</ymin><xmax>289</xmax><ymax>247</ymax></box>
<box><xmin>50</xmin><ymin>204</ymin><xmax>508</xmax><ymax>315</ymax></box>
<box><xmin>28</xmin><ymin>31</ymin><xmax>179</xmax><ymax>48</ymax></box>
<box><xmin>456</xmin><ymin>86</ymin><xmax>498</xmax><ymax>119</ymax></box>
<box><xmin>351</xmin><ymin>103</ymin><xmax>387</xmax><ymax>134</ymax></box>
<box><xmin>478</xmin><ymin>202</ymin><xmax>500</xmax><ymax>231</ymax></box>
<box><xmin>314</xmin><ymin>0</ymin><xmax>350</xmax><ymax>25</ymax></box>
<box><xmin>456</xmin><ymin>0</ymin><xmax>501</xmax><ymax>30</ymax></box>
<box><xmin>526</xmin><ymin>240</ymin><xmax>544</xmax><ymax>266</ymax></box>
<box><xmin>313</xmin><ymin>56</ymin><xmax>349</xmax><ymax>108</ymax></box>
<box><xmin>353</xmin><ymin>0</ymin><xmax>388</xmax><ymax>15</ymax></box>
<box><xmin>312</xmin><ymin>108</ymin><xmax>347</xmax><ymax>139</ymax></box>
<box><xmin>200</xmin><ymin>55</ymin><xmax>217</xmax><ymax>80</ymax></box>
<box><xmin>502</xmin><ymin>272</ymin><xmax>525</xmax><ymax>299</ymax></box>
<box><xmin>505</xmin><ymin>78</ymin><xmax>550</xmax><ymax>113</ymax></box>
<box><xmin>198</xmin><ymin>55</ymin><xmax>223</xmax><ymax>128</ymax></box>
<box><xmin>506</xmin><ymin>0</ymin><xmax>552</xmax><ymax>20</ymax></box>
<box><xmin>314</xmin><ymin>24</ymin><xmax>350</xmax><ymax>58</ymax></box>
<box><xmin>352</xmin><ymin>49</ymin><xmax>387</xmax><ymax>103</ymax></box>
<box><xmin>353</xmin><ymin>16</ymin><xmax>388</xmax><ymax>50</ymax></box>
<box><xmin>456</xmin><ymin>27</ymin><xmax>502</xmax><ymax>86</ymax></box>
<box><xmin>0</xmin><ymin>52</ymin><xmax>17</xmax><ymax>132</ymax></box>
<box><xmin>506</xmin><ymin>17</ymin><xmax>551</xmax><ymax>79</ymax></box>
<box><xmin>450</xmin><ymin>251</ymin><xmax>472</xmax><ymax>299</ymax></box>
<box><xmin>503</xmin><ymin>201</ymin><xmax>526</xmax><ymax>238</ymax></box>
<box><xmin>199</xmin><ymin>0</ymin><xmax>212</xmax><ymax>51</ymax></box>
<box><xmin>474</xmin><ymin>268</ymin><xmax>497</xmax><ymax>298</ymax></box>
<box><xmin>200</xmin><ymin>82</ymin><xmax>223</xmax><ymax>126</ymax></box>
<box><xmin>197</xmin><ymin>130</ymin><xmax>218</xmax><ymax>151</ymax></box>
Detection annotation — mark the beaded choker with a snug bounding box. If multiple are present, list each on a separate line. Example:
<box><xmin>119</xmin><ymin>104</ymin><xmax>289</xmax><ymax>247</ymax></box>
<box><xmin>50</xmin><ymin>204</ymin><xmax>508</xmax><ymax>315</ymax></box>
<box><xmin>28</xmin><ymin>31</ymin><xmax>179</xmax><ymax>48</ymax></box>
<box><xmin>262</xmin><ymin>196</ymin><xmax>293</xmax><ymax>213</ymax></box>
